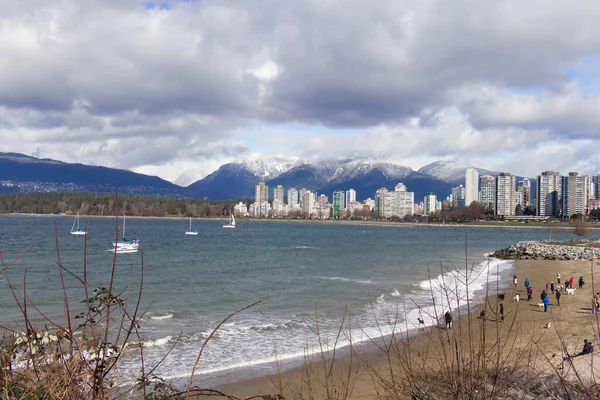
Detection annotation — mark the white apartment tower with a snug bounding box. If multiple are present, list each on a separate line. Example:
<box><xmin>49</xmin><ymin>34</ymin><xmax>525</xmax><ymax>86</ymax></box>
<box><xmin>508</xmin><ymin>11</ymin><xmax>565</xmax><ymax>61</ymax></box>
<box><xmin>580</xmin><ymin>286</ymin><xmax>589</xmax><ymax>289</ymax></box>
<box><xmin>465</xmin><ymin>167</ymin><xmax>479</xmax><ymax>207</ymax></box>
<box><xmin>273</xmin><ymin>185</ymin><xmax>284</xmax><ymax>204</ymax></box>
<box><xmin>495</xmin><ymin>173</ymin><xmax>516</xmax><ymax>217</ymax></box>
<box><xmin>381</xmin><ymin>183</ymin><xmax>414</xmax><ymax>218</ymax></box>
<box><xmin>561</xmin><ymin>172</ymin><xmax>588</xmax><ymax>218</ymax></box>
<box><xmin>345</xmin><ymin>189</ymin><xmax>357</xmax><ymax>209</ymax></box>
<box><xmin>537</xmin><ymin>171</ymin><xmax>562</xmax><ymax>217</ymax></box>
<box><xmin>287</xmin><ymin>188</ymin><xmax>299</xmax><ymax>206</ymax></box>
<box><xmin>255</xmin><ymin>182</ymin><xmax>269</xmax><ymax>204</ymax></box>
<box><xmin>479</xmin><ymin>175</ymin><xmax>496</xmax><ymax>213</ymax></box>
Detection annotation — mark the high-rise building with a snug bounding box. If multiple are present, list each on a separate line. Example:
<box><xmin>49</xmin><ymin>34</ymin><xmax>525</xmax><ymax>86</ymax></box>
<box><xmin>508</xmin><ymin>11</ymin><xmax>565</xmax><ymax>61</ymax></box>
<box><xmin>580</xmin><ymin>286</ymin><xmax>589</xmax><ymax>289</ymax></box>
<box><xmin>287</xmin><ymin>188</ymin><xmax>299</xmax><ymax>207</ymax></box>
<box><xmin>255</xmin><ymin>182</ymin><xmax>269</xmax><ymax>204</ymax></box>
<box><xmin>274</xmin><ymin>185</ymin><xmax>284</xmax><ymax>204</ymax></box>
<box><xmin>375</xmin><ymin>188</ymin><xmax>388</xmax><ymax>216</ymax></box>
<box><xmin>345</xmin><ymin>189</ymin><xmax>356</xmax><ymax>209</ymax></box>
<box><xmin>496</xmin><ymin>173</ymin><xmax>516</xmax><ymax>217</ymax></box>
<box><xmin>561</xmin><ymin>172</ymin><xmax>588</xmax><ymax>218</ymax></box>
<box><xmin>451</xmin><ymin>185</ymin><xmax>466</xmax><ymax>207</ymax></box>
<box><xmin>479</xmin><ymin>175</ymin><xmax>496</xmax><ymax>213</ymax></box>
<box><xmin>424</xmin><ymin>193</ymin><xmax>437</xmax><ymax>215</ymax></box>
<box><xmin>381</xmin><ymin>183</ymin><xmax>414</xmax><ymax>218</ymax></box>
<box><xmin>465</xmin><ymin>167</ymin><xmax>479</xmax><ymax>207</ymax></box>
<box><xmin>592</xmin><ymin>174</ymin><xmax>600</xmax><ymax>200</ymax></box>
<box><xmin>332</xmin><ymin>190</ymin><xmax>345</xmax><ymax>218</ymax></box>
<box><xmin>516</xmin><ymin>178</ymin><xmax>532</xmax><ymax>212</ymax></box>
<box><xmin>537</xmin><ymin>171</ymin><xmax>562</xmax><ymax>217</ymax></box>
<box><xmin>301</xmin><ymin>190</ymin><xmax>314</xmax><ymax>217</ymax></box>
<box><xmin>318</xmin><ymin>194</ymin><xmax>328</xmax><ymax>207</ymax></box>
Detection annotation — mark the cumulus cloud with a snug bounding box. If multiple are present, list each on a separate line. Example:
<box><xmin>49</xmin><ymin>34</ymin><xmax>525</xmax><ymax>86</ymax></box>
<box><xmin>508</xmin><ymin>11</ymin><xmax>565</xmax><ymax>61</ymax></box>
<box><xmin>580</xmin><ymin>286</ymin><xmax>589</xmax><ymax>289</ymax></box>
<box><xmin>1</xmin><ymin>0</ymin><xmax>600</xmax><ymax>184</ymax></box>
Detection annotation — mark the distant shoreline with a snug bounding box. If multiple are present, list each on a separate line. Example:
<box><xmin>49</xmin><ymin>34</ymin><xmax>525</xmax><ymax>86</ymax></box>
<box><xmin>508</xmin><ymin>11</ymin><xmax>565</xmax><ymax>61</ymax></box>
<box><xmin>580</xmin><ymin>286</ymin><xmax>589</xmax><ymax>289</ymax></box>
<box><xmin>4</xmin><ymin>212</ymin><xmax>600</xmax><ymax>231</ymax></box>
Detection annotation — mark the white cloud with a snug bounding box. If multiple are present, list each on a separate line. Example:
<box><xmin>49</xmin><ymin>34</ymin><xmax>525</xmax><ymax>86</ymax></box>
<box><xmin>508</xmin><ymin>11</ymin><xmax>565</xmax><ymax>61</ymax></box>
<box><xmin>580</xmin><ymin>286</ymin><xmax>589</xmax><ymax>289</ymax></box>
<box><xmin>1</xmin><ymin>0</ymin><xmax>600</xmax><ymax>184</ymax></box>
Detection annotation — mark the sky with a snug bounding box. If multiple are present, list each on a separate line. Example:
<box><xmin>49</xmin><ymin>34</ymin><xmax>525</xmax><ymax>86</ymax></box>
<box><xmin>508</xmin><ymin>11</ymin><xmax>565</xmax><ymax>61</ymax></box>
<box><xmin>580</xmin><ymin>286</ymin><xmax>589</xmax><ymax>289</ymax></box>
<box><xmin>2</xmin><ymin>0</ymin><xmax>600</xmax><ymax>185</ymax></box>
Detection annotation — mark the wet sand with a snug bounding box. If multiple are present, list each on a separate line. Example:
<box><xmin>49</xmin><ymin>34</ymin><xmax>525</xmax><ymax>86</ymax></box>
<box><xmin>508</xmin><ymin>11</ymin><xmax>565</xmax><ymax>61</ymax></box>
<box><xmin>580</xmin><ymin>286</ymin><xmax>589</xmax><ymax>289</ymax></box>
<box><xmin>182</xmin><ymin>258</ymin><xmax>600</xmax><ymax>399</ymax></box>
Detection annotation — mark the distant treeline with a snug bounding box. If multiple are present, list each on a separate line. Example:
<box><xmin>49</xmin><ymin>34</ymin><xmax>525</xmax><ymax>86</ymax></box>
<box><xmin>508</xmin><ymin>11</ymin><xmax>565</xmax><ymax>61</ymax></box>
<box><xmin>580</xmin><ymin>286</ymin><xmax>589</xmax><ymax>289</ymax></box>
<box><xmin>0</xmin><ymin>192</ymin><xmax>247</xmax><ymax>217</ymax></box>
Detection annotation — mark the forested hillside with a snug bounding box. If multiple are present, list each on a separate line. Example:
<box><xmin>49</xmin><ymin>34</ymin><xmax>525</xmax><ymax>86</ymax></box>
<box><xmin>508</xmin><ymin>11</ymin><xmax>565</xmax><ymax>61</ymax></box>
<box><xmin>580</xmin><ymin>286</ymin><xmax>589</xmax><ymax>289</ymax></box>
<box><xmin>0</xmin><ymin>192</ymin><xmax>246</xmax><ymax>217</ymax></box>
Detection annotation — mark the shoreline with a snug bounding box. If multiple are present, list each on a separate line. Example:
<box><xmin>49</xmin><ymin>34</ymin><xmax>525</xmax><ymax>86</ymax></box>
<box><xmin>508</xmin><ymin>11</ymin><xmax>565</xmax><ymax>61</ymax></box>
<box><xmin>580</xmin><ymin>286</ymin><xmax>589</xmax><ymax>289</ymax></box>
<box><xmin>177</xmin><ymin>257</ymin><xmax>600</xmax><ymax>399</ymax></box>
<box><xmin>168</xmin><ymin>256</ymin><xmax>515</xmax><ymax>395</ymax></box>
<box><xmin>5</xmin><ymin>212</ymin><xmax>600</xmax><ymax>231</ymax></box>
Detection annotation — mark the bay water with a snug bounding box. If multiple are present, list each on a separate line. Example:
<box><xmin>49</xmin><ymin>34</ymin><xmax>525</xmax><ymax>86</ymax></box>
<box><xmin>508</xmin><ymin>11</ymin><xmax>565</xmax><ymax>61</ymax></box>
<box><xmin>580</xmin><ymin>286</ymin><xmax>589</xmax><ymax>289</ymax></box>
<box><xmin>0</xmin><ymin>215</ymin><xmax>575</xmax><ymax>385</ymax></box>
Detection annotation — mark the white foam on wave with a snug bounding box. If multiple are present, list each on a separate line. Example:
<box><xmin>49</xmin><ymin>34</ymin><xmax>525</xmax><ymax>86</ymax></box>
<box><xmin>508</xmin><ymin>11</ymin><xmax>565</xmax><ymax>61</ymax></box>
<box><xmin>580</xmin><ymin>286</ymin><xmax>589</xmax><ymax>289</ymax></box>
<box><xmin>295</xmin><ymin>245</ymin><xmax>315</xmax><ymax>249</ymax></box>
<box><xmin>325</xmin><ymin>276</ymin><xmax>375</xmax><ymax>285</ymax></box>
<box><xmin>119</xmin><ymin>256</ymin><xmax>515</xmax><ymax>384</ymax></box>
<box><xmin>148</xmin><ymin>313</ymin><xmax>174</xmax><ymax>320</ymax></box>
<box><xmin>126</xmin><ymin>335</ymin><xmax>173</xmax><ymax>349</ymax></box>
<box><xmin>367</xmin><ymin>256</ymin><xmax>514</xmax><ymax>335</ymax></box>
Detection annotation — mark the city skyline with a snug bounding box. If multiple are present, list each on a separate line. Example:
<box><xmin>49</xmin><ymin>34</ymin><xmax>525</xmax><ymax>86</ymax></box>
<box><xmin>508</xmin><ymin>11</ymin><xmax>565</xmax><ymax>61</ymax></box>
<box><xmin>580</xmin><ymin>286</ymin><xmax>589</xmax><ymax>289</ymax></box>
<box><xmin>1</xmin><ymin>1</ymin><xmax>600</xmax><ymax>185</ymax></box>
<box><xmin>245</xmin><ymin>167</ymin><xmax>600</xmax><ymax>220</ymax></box>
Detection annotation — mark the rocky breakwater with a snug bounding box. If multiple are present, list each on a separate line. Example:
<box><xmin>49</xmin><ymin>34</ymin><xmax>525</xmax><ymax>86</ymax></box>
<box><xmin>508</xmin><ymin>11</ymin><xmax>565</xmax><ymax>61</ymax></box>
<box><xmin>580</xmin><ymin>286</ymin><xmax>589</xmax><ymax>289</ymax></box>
<box><xmin>491</xmin><ymin>241</ymin><xmax>600</xmax><ymax>261</ymax></box>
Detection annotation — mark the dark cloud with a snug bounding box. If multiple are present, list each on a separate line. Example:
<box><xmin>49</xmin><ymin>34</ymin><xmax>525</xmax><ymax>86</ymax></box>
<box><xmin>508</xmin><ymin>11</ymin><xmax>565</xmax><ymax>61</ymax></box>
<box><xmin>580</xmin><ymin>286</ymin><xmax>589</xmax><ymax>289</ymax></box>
<box><xmin>2</xmin><ymin>0</ymin><xmax>600</xmax><ymax>183</ymax></box>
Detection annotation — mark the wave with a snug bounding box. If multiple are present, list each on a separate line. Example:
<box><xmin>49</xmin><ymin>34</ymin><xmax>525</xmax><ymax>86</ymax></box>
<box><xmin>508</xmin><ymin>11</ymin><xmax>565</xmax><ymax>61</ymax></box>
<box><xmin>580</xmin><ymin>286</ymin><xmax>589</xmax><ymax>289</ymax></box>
<box><xmin>115</xmin><ymin>256</ymin><xmax>516</xmax><ymax>384</ymax></box>
<box><xmin>147</xmin><ymin>313</ymin><xmax>174</xmax><ymax>320</ymax></box>
<box><xmin>324</xmin><ymin>276</ymin><xmax>375</xmax><ymax>285</ymax></box>
<box><xmin>369</xmin><ymin>256</ymin><xmax>514</xmax><ymax>333</ymax></box>
<box><xmin>127</xmin><ymin>336</ymin><xmax>173</xmax><ymax>349</ymax></box>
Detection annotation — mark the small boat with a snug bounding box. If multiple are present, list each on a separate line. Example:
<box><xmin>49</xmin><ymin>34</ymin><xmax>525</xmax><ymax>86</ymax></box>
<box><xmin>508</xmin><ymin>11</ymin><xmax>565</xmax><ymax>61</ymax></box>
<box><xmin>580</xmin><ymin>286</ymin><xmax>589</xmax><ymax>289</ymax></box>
<box><xmin>223</xmin><ymin>214</ymin><xmax>236</xmax><ymax>229</ymax></box>
<box><xmin>185</xmin><ymin>218</ymin><xmax>198</xmax><ymax>236</ymax></box>
<box><xmin>71</xmin><ymin>212</ymin><xmax>87</xmax><ymax>236</ymax></box>
<box><xmin>108</xmin><ymin>214</ymin><xmax>139</xmax><ymax>253</ymax></box>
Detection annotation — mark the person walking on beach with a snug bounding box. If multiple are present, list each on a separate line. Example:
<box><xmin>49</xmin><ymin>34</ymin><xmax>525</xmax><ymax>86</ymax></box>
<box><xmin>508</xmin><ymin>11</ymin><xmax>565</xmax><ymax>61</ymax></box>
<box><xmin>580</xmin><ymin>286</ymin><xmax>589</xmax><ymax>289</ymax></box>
<box><xmin>569</xmin><ymin>276</ymin><xmax>574</xmax><ymax>289</ymax></box>
<box><xmin>527</xmin><ymin>286</ymin><xmax>533</xmax><ymax>301</ymax></box>
<box><xmin>556</xmin><ymin>289</ymin><xmax>561</xmax><ymax>306</ymax></box>
<box><xmin>557</xmin><ymin>273</ymin><xmax>561</xmax><ymax>285</ymax></box>
<box><xmin>524</xmin><ymin>278</ymin><xmax>530</xmax><ymax>291</ymax></box>
<box><xmin>513</xmin><ymin>275</ymin><xmax>518</xmax><ymax>289</ymax></box>
<box><xmin>579</xmin><ymin>276</ymin><xmax>584</xmax><ymax>289</ymax></box>
<box><xmin>545</xmin><ymin>282</ymin><xmax>549</xmax><ymax>292</ymax></box>
<box><xmin>541</xmin><ymin>290</ymin><xmax>547</xmax><ymax>302</ymax></box>
<box><xmin>551</xmin><ymin>282</ymin><xmax>555</xmax><ymax>294</ymax></box>
<box><xmin>500</xmin><ymin>303</ymin><xmax>504</xmax><ymax>322</ymax></box>
<box><xmin>543</xmin><ymin>292</ymin><xmax>550</xmax><ymax>312</ymax></box>
<box><xmin>444</xmin><ymin>311</ymin><xmax>453</xmax><ymax>329</ymax></box>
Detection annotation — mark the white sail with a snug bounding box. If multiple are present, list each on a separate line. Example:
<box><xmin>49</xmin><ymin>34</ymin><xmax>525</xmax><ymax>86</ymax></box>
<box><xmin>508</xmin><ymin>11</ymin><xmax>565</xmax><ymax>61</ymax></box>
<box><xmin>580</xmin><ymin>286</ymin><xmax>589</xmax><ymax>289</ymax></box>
<box><xmin>223</xmin><ymin>213</ymin><xmax>236</xmax><ymax>229</ymax></box>
<box><xmin>71</xmin><ymin>212</ymin><xmax>86</xmax><ymax>236</ymax></box>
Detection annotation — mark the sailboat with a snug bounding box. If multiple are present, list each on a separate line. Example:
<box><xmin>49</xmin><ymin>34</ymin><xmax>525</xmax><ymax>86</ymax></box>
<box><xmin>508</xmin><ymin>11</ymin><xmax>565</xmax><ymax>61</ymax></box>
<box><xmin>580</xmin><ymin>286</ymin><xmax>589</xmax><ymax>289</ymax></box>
<box><xmin>223</xmin><ymin>213</ymin><xmax>236</xmax><ymax>229</ymax></box>
<box><xmin>108</xmin><ymin>214</ymin><xmax>139</xmax><ymax>253</ymax></box>
<box><xmin>185</xmin><ymin>218</ymin><xmax>199</xmax><ymax>235</ymax></box>
<box><xmin>71</xmin><ymin>212</ymin><xmax>86</xmax><ymax>236</ymax></box>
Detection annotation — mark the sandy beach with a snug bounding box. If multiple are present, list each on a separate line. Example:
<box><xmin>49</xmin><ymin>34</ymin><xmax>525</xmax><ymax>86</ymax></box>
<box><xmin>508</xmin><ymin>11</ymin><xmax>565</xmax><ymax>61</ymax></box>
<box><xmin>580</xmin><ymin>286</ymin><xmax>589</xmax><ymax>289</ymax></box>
<box><xmin>182</xmin><ymin>258</ymin><xmax>600</xmax><ymax>399</ymax></box>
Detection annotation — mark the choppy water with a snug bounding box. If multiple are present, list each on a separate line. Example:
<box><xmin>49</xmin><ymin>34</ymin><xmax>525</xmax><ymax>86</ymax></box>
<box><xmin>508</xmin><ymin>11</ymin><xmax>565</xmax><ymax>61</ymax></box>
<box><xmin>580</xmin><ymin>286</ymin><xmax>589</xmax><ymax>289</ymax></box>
<box><xmin>0</xmin><ymin>215</ymin><xmax>575</xmax><ymax>384</ymax></box>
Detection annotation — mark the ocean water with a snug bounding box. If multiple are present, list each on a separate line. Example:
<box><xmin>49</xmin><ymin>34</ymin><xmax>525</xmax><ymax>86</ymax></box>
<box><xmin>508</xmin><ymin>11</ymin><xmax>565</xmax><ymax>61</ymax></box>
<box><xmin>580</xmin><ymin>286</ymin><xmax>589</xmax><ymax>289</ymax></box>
<box><xmin>0</xmin><ymin>215</ymin><xmax>576</xmax><ymax>385</ymax></box>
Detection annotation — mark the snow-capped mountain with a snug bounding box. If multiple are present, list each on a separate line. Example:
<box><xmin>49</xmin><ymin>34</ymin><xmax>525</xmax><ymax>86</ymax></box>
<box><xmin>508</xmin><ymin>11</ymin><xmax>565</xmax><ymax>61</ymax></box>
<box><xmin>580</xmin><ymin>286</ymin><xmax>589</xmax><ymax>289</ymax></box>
<box><xmin>188</xmin><ymin>158</ymin><xmax>453</xmax><ymax>200</ymax></box>
<box><xmin>233</xmin><ymin>156</ymin><xmax>306</xmax><ymax>180</ymax></box>
<box><xmin>418</xmin><ymin>161</ymin><xmax>498</xmax><ymax>185</ymax></box>
<box><xmin>330</xmin><ymin>159</ymin><xmax>413</xmax><ymax>182</ymax></box>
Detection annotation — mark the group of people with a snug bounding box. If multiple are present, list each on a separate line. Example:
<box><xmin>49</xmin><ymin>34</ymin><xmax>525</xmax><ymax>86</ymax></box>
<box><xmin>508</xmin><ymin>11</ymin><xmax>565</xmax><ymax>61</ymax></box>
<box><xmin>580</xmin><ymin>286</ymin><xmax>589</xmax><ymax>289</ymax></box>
<box><xmin>521</xmin><ymin>275</ymin><xmax>559</xmax><ymax>309</ymax></box>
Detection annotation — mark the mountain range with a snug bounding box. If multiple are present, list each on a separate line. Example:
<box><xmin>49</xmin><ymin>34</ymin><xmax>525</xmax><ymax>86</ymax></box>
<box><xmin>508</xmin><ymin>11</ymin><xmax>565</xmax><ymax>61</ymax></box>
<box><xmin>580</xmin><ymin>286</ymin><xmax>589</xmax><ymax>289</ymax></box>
<box><xmin>0</xmin><ymin>152</ymin><xmax>530</xmax><ymax>202</ymax></box>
